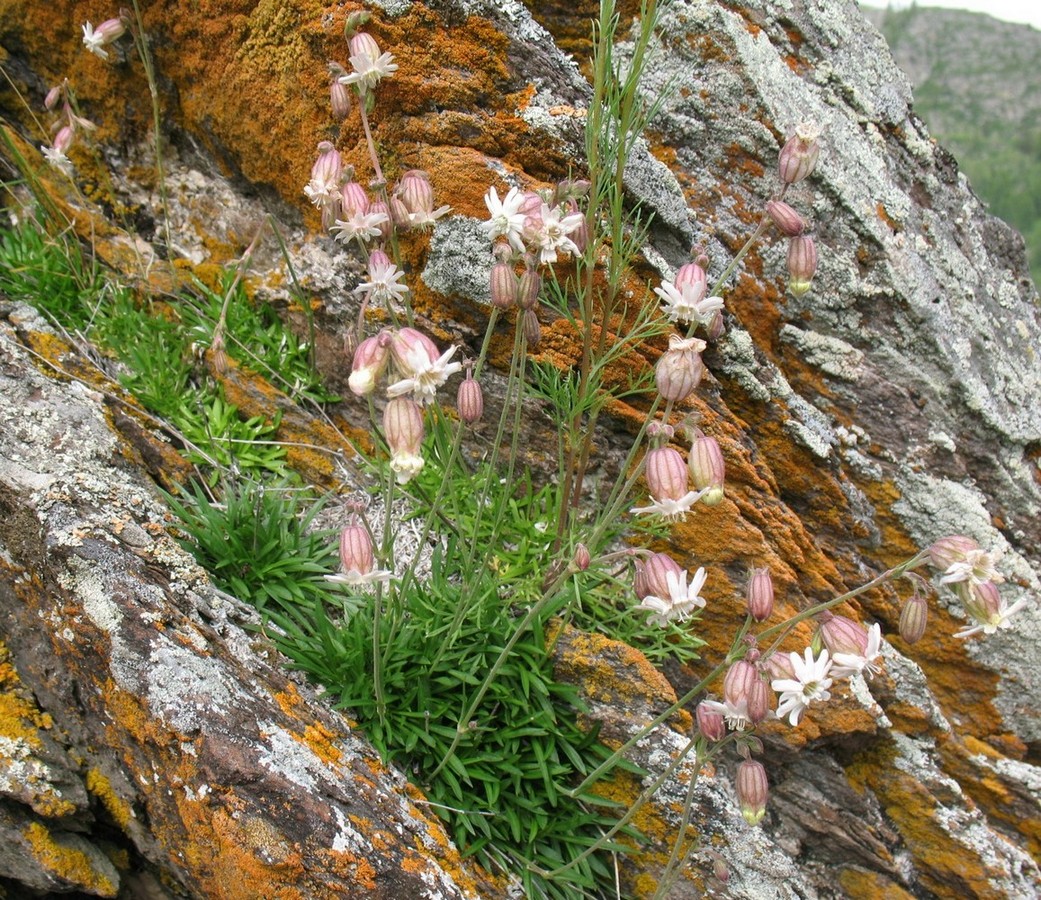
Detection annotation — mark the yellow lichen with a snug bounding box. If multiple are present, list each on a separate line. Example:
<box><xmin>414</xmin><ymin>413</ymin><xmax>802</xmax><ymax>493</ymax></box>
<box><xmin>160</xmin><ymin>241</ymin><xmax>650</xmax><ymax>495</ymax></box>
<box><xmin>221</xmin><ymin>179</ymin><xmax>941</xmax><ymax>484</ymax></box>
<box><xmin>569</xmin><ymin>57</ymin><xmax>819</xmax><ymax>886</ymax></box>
<box><xmin>24</xmin><ymin>821</ymin><xmax>118</xmax><ymax>897</ymax></box>
<box><xmin>86</xmin><ymin>768</ymin><xmax>133</xmax><ymax>831</ymax></box>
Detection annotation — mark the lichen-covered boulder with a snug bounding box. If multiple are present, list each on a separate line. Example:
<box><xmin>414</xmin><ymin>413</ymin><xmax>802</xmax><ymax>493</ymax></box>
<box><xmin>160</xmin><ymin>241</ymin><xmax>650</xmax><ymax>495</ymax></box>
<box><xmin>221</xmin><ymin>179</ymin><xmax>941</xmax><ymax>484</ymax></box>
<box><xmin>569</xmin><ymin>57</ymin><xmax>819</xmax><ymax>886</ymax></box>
<box><xmin>0</xmin><ymin>1</ymin><xmax>1039</xmax><ymax>897</ymax></box>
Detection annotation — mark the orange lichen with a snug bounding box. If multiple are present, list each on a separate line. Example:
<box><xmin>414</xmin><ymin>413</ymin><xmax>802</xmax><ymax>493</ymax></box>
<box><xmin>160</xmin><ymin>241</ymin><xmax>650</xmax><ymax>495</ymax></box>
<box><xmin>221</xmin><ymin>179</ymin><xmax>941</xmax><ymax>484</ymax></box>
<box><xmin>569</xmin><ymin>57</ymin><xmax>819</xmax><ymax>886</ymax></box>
<box><xmin>24</xmin><ymin>821</ymin><xmax>118</xmax><ymax>897</ymax></box>
<box><xmin>838</xmin><ymin>866</ymin><xmax>916</xmax><ymax>899</ymax></box>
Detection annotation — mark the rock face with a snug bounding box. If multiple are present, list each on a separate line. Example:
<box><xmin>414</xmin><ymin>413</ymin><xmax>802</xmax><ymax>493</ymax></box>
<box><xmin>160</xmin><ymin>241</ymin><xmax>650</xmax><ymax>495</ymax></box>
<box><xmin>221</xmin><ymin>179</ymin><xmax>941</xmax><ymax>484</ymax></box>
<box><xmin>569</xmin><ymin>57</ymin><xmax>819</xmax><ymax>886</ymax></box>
<box><xmin>0</xmin><ymin>1</ymin><xmax>1039</xmax><ymax>898</ymax></box>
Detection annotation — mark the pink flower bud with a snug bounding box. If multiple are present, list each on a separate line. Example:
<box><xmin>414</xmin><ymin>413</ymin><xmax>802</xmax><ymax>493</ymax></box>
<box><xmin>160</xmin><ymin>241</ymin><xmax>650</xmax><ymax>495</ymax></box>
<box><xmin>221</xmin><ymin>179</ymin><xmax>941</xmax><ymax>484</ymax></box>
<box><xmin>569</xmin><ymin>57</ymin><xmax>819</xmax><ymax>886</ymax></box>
<box><xmin>330</xmin><ymin>79</ymin><xmax>351</xmax><ymax>119</ymax></box>
<box><xmin>517</xmin><ymin>265</ymin><xmax>541</xmax><ymax>310</ymax></box>
<box><xmin>384</xmin><ymin>396</ymin><xmax>425</xmax><ymax>484</ymax></box>
<box><xmin>765</xmin><ymin>200</ymin><xmax>806</xmax><ymax>236</ymax></box>
<box><xmin>367</xmin><ymin>200</ymin><xmax>393</xmax><ymax>241</ymax></box>
<box><xmin>573</xmin><ymin>543</ymin><xmax>591</xmax><ymax>572</ymax></box>
<box><xmin>899</xmin><ymin>594</ymin><xmax>928</xmax><ymax>644</ymax></box>
<box><xmin>565</xmin><ymin>199</ymin><xmax>589</xmax><ymax>253</ymax></box>
<box><xmin>341</xmin><ymin>181</ymin><xmax>370</xmax><ymax>217</ymax></box>
<box><xmin>688</xmin><ymin>434</ymin><xmax>725</xmax><ymax>506</ymax></box>
<box><xmin>389</xmin><ymin>195</ymin><xmax>412</xmax><ymax>230</ymax></box>
<box><xmin>778</xmin><ymin>123</ymin><xmax>821</xmax><ymax>185</ymax></box>
<box><xmin>312</xmin><ymin>141</ymin><xmax>342</xmax><ymax>186</ymax></box>
<box><xmin>349</xmin><ymin>32</ymin><xmax>382</xmax><ymax>62</ymax></box>
<box><xmin>723</xmin><ymin>659</ymin><xmax>759</xmax><ymax>709</ymax></box>
<box><xmin>339</xmin><ymin>523</ymin><xmax>375</xmax><ymax>576</ymax></box>
<box><xmin>763</xmin><ymin>652</ymin><xmax>795</xmax><ymax>681</ymax></box>
<box><xmin>456</xmin><ymin>370</ymin><xmax>484</xmax><ymax>424</ymax></box>
<box><xmin>349</xmin><ymin>333</ymin><xmax>391</xmax><ymax>395</ymax></box>
<box><xmin>396</xmin><ymin>170</ymin><xmax>434</xmax><ymax>218</ymax></box>
<box><xmin>655</xmin><ymin>334</ymin><xmax>706</xmax><ymax>402</ymax></box>
<box><xmin>696</xmin><ymin>701</ymin><xmax>726</xmax><ymax>742</ymax></box>
<box><xmin>746</xmin><ymin>676</ymin><xmax>770</xmax><ymax>726</ymax></box>
<box><xmin>522</xmin><ymin>308</ymin><xmax>540</xmax><ymax>348</ymax></box>
<box><xmin>817</xmin><ymin>612</ymin><xmax>868</xmax><ymax>657</ymax></box>
<box><xmin>736</xmin><ymin>758</ymin><xmax>769</xmax><ymax>825</ymax></box>
<box><xmin>52</xmin><ymin>124</ymin><xmax>74</xmax><ymax>154</ymax></box>
<box><xmin>390</xmin><ymin>327</ymin><xmax>439</xmax><ymax>378</ymax></box>
<box><xmin>927</xmin><ymin>535</ymin><xmax>980</xmax><ymax>571</ymax></box>
<box><xmin>787</xmin><ymin>235</ymin><xmax>818</xmax><ymax>297</ymax></box>
<box><xmin>490</xmin><ymin>261</ymin><xmax>519</xmax><ymax>309</ymax></box>
<box><xmin>746</xmin><ymin>568</ymin><xmax>775</xmax><ymax>622</ymax></box>
<box><xmin>635</xmin><ymin>553</ymin><xmax>683</xmax><ymax>601</ymax></box>
<box><xmin>644</xmin><ymin>446</ymin><xmax>690</xmax><ymax>504</ymax></box>
<box><xmin>674</xmin><ymin>262</ymin><xmax>707</xmax><ymax>300</ymax></box>
<box><xmin>44</xmin><ymin>85</ymin><xmax>62</xmax><ymax>110</ymax></box>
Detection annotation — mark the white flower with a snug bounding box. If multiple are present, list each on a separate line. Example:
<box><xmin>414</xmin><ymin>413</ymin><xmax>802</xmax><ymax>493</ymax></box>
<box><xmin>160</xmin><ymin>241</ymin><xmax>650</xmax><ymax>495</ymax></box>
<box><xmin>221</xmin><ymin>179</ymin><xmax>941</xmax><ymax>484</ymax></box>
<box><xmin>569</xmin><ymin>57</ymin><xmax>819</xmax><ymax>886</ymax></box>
<box><xmin>525</xmin><ymin>202</ymin><xmax>584</xmax><ymax>264</ymax></box>
<box><xmin>630</xmin><ymin>488</ymin><xmax>706</xmax><ymax>521</ymax></box>
<box><xmin>82</xmin><ymin>22</ymin><xmax>110</xmax><ymax>59</ymax></box>
<box><xmin>699</xmin><ymin>697</ymin><xmax>751</xmax><ymax>732</ymax></box>
<box><xmin>339</xmin><ymin>52</ymin><xmax>398</xmax><ymax>95</ymax></box>
<box><xmin>324</xmin><ymin>568</ymin><xmax>393</xmax><ymax>587</ymax></box>
<box><xmin>389</xmin><ymin>450</ymin><xmax>425</xmax><ymax>484</ymax></box>
<box><xmin>954</xmin><ymin>595</ymin><xmax>1029</xmax><ymax>639</ymax></box>
<box><xmin>41</xmin><ymin>144</ymin><xmax>74</xmax><ymax>176</ymax></box>
<box><xmin>940</xmin><ymin>547</ymin><xmax>1004</xmax><ymax>588</ymax></box>
<box><xmin>355</xmin><ymin>260</ymin><xmax>410</xmax><ymax>310</ymax></box>
<box><xmin>304</xmin><ymin>176</ymin><xmax>340</xmax><ymax>211</ymax></box>
<box><xmin>481</xmin><ymin>186</ymin><xmax>527</xmax><ymax>251</ymax></box>
<box><xmin>637</xmin><ymin>566</ymin><xmax>707</xmax><ymax>626</ymax></box>
<box><xmin>387</xmin><ymin>345</ymin><xmax>462</xmax><ymax>405</ymax></box>
<box><xmin>830</xmin><ymin>623</ymin><xmax>883</xmax><ymax>679</ymax></box>
<box><xmin>654</xmin><ymin>281</ymin><xmax>724</xmax><ymax>326</ymax></box>
<box><xmin>771</xmin><ymin>648</ymin><xmax>833</xmax><ymax>726</ymax></box>
<box><xmin>331</xmin><ymin>209</ymin><xmax>390</xmax><ymax>244</ymax></box>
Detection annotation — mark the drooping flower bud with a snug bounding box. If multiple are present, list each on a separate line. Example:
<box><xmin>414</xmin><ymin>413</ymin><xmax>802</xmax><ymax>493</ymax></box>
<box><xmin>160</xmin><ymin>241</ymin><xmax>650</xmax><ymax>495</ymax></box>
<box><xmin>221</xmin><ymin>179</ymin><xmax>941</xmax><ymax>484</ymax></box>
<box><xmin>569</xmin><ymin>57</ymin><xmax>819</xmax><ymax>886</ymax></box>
<box><xmin>490</xmin><ymin>260</ymin><xmax>519</xmax><ymax>309</ymax></box>
<box><xmin>927</xmin><ymin>535</ymin><xmax>980</xmax><ymax>571</ymax></box>
<box><xmin>384</xmin><ymin>396</ymin><xmax>425</xmax><ymax>484</ymax></box>
<box><xmin>746</xmin><ymin>568</ymin><xmax>775</xmax><ymax>622</ymax></box>
<box><xmin>82</xmin><ymin>17</ymin><xmax>128</xmax><ymax>59</ymax></box>
<box><xmin>723</xmin><ymin>659</ymin><xmax>759</xmax><ymax>712</ymax></box>
<box><xmin>389</xmin><ymin>327</ymin><xmax>439</xmax><ymax>379</ymax></box>
<box><xmin>778</xmin><ymin>123</ymin><xmax>821</xmax><ymax>185</ymax></box>
<box><xmin>817</xmin><ymin>612</ymin><xmax>868</xmax><ymax>657</ymax></box>
<box><xmin>787</xmin><ymin>235</ymin><xmax>818</xmax><ymax>297</ymax></box>
<box><xmin>456</xmin><ymin>369</ymin><xmax>484</xmax><ymax>424</ymax></box>
<box><xmin>341</xmin><ymin>181</ymin><xmax>370</xmax><ymax>217</ymax></box>
<box><xmin>644</xmin><ymin>446</ymin><xmax>690</xmax><ymax>504</ymax></box>
<box><xmin>339</xmin><ymin>522</ymin><xmax>375</xmax><ymax>576</ymax></box>
<box><xmin>674</xmin><ymin>261</ymin><xmax>707</xmax><ymax>298</ymax></box>
<box><xmin>655</xmin><ymin>334</ymin><xmax>706</xmax><ymax>402</ymax></box>
<box><xmin>52</xmin><ymin>124</ymin><xmax>74</xmax><ymax>155</ymax></box>
<box><xmin>44</xmin><ymin>84</ymin><xmax>62</xmax><ymax>110</ymax></box>
<box><xmin>688</xmin><ymin>434</ymin><xmax>725</xmax><ymax>506</ymax></box>
<box><xmin>522</xmin><ymin>308</ymin><xmax>540</xmax><ymax>348</ymax></box>
<box><xmin>367</xmin><ymin>200</ymin><xmax>393</xmax><ymax>242</ymax></box>
<box><xmin>389</xmin><ymin>195</ymin><xmax>411</xmax><ymax>230</ymax></box>
<box><xmin>736</xmin><ymin>759</ymin><xmax>769</xmax><ymax>825</ymax></box>
<box><xmin>349</xmin><ymin>333</ymin><xmax>391</xmax><ymax>396</ymax></box>
<box><xmin>634</xmin><ymin>553</ymin><xmax>683</xmax><ymax>601</ymax></box>
<box><xmin>746</xmin><ymin>676</ymin><xmax>770</xmax><ymax>726</ymax></box>
<box><xmin>330</xmin><ymin>79</ymin><xmax>351</xmax><ymax>120</ymax></box>
<box><xmin>765</xmin><ymin>200</ymin><xmax>806</xmax><ymax>236</ymax></box>
<box><xmin>899</xmin><ymin>593</ymin><xmax>928</xmax><ymax>644</ymax></box>
<box><xmin>565</xmin><ymin>198</ymin><xmax>589</xmax><ymax>253</ymax></box>
<box><xmin>394</xmin><ymin>169</ymin><xmax>450</xmax><ymax>229</ymax></box>
<box><xmin>517</xmin><ymin>264</ymin><xmax>541</xmax><ymax>310</ymax></box>
<box><xmin>696</xmin><ymin>701</ymin><xmax>726</xmax><ymax>742</ymax></box>
<box><xmin>349</xmin><ymin>31</ymin><xmax>382</xmax><ymax>63</ymax></box>
<box><xmin>573</xmin><ymin>543</ymin><xmax>591</xmax><ymax>572</ymax></box>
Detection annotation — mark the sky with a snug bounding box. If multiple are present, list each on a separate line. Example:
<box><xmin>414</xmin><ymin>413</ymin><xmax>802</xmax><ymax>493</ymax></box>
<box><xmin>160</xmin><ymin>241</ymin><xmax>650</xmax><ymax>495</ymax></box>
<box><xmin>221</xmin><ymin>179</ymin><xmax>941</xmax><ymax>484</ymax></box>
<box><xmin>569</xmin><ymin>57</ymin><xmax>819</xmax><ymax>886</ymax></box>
<box><xmin>877</xmin><ymin>1</ymin><xmax>1041</xmax><ymax>30</ymax></box>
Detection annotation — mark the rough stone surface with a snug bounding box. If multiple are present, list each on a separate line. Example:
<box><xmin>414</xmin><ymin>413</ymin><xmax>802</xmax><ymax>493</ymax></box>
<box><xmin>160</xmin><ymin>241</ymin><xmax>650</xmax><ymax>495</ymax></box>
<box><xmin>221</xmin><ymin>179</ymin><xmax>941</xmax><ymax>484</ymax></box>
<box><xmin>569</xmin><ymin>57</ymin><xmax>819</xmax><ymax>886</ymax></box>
<box><xmin>1</xmin><ymin>0</ymin><xmax>1039</xmax><ymax>897</ymax></box>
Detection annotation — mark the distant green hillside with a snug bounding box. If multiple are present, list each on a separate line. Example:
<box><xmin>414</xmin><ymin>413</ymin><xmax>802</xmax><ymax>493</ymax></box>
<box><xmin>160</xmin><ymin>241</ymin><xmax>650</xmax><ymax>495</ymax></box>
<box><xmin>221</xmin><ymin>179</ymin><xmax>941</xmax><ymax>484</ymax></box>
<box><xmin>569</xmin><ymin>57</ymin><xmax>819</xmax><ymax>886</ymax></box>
<box><xmin>866</xmin><ymin>4</ymin><xmax>1041</xmax><ymax>288</ymax></box>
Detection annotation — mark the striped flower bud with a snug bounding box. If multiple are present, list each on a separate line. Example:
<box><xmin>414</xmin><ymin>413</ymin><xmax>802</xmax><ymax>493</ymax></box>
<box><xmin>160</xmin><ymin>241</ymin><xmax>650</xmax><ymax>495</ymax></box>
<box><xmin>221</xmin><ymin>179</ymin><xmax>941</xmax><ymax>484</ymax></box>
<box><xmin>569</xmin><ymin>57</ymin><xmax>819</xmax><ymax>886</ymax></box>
<box><xmin>655</xmin><ymin>334</ymin><xmax>706</xmax><ymax>402</ymax></box>
<box><xmin>634</xmin><ymin>553</ymin><xmax>683</xmax><ymax>601</ymax></box>
<box><xmin>899</xmin><ymin>593</ymin><xmax>928</xmax><ymax>644</ymax></box>
<box><xmin>384</xmin><ymin>397</ymin><xmax>425</xmax><ymax>484</ymax></box>
<box><xmin>645</xmin><ymin>446</ymin><xmax>690</xmax><ymax>505</ymax></box>
<box><xmin>490</xmin><ymin>260</ymin><xmax>519</xmax><ymax>309</ymax></box>
<box><xmin>688</xmin><ymin>434</ymin><xmax>725</xmax><ymax>506</ymax></box>
<box><xmin>456</xmin><ymin>369</ymin><xmax>484</xmax><ymax>424</ymax></box>
<box><xmin>765</xmin><ymin>200</ymin><xmax>806</xmax><ymax>236</ymax></box>
<box><xmin>778</xmin><ymin>123</ymin><xmax>821</xmax><ymax>185</ymax></box>
<box><xmin>736</xmin><ymin>759</ymin><xmax>769</xmax><ymax>825</ymax></box>
<box><xmin>696</xmin><ymin>701</ymin><xmax>726</xmax><ymax>742</ymax></box>
<box><xmin>787</xmin><ymin>235</ymin><xmax>818</xmax><ymax>297</ymax></box>
<box><xmin>746</xmin><ymin>568</ymin><xmax>775</xmax><ymax>622</ymax></box>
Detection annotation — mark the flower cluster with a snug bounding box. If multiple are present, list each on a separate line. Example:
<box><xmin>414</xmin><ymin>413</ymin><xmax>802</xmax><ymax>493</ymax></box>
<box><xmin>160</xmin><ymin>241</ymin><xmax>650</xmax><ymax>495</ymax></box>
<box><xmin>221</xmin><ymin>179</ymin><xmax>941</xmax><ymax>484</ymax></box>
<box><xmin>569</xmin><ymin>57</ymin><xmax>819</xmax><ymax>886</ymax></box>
<box><xmin>767</xmin><ymin>123</ymin><xmax>822</xmax><ymax>296</ymax></box>
<box><xmin>927</xmin><ymin>536</ymin><xmax>1026</xmax><ymax>638</ymax></box>
<box><xmin>39</xmin><ymin>81</ymin><xmax>96</xmax><ymax>176</ymax></box>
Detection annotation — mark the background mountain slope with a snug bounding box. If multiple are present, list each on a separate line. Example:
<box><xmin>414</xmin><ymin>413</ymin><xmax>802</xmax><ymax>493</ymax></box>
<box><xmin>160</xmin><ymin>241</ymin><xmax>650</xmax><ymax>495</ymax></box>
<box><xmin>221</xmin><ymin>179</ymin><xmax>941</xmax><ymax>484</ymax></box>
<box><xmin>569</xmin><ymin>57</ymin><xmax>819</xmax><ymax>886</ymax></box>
<box><xmin>866</xmin><ymin>3</ymin><xmax>1041</xmax><ymax>286</ymax></box>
